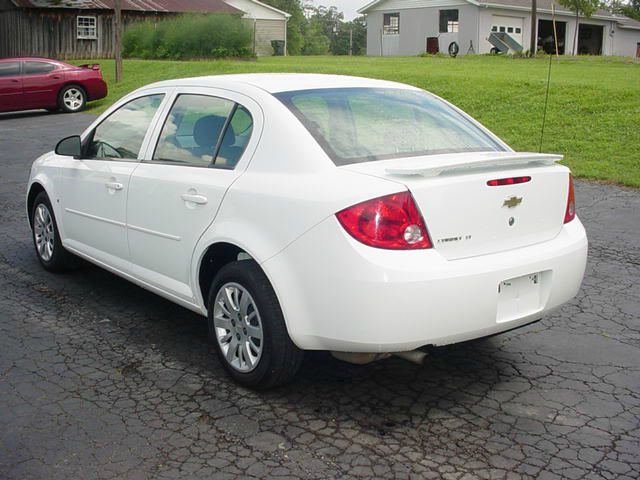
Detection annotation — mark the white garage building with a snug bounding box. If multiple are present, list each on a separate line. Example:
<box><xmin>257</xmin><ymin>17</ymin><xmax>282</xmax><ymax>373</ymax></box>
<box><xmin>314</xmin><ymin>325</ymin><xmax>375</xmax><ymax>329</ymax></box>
<box><xmin>359</xmin><ymin>0</ymin><xmax>640</xmax><ymax>57</ymax></box>
<box><xmin>225</xmin><ymin>0</ymin><xmax>290</xmax><ymax>56</ymax></box>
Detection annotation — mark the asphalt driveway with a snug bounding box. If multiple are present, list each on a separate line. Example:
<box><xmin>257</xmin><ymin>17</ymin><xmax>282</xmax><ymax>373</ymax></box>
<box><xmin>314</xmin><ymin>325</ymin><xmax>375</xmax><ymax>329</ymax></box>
<box><xmin>0</xmin><ymin>111</ymin><xmax>639</xmax><ymax>480</ymax></box>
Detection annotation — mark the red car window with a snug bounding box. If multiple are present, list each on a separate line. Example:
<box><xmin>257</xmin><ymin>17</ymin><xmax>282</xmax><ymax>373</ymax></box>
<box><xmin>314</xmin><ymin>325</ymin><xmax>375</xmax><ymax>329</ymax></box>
<box><xmin>23</xmin><ymin>61</ymin><xmax>57</xmax><ymax>75</ymax></box>
<box><xmin>0</xmin><ymin>62</ymin><xmax>20</xmax><ymax>77</ymax></box>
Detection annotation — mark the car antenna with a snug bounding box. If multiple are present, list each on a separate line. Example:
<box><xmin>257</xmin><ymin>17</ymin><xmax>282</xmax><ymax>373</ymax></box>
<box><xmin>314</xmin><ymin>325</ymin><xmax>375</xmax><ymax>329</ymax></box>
<box><xmin>539</xmin><ymin>4</ymin><xmax>558</xmax><ymax>153</ymax></box>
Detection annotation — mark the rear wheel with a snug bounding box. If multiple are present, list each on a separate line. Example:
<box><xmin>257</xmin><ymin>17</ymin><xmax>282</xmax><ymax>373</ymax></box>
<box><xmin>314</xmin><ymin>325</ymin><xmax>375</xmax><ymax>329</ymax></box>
<box><xmin>31</xmin><ymin>192</ymin><xmax>74</xmax><ymax>272</ymax></box>
<box><xmin>207</xmin><ymin>261</ymin><xmax>303</xmax><ymax>389</ymax></box>
<box><xmin>58</xmin><ymin>85</ymin><xmax>86</xmax><ymax>113</ymax></box>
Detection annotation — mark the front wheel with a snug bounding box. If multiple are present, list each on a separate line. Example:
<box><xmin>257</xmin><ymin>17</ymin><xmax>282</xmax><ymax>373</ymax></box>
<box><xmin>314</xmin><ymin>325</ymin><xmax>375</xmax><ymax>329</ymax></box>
<box><xmin>58</xmin><ymin>85</ymin><xmax>86</xmax><ymax>113</ymax></box>
<box><xmin>207</xmin><ymin>261</ymin><xmax>303</xmax><ymax>389</ymax></box>
<box><xmin>31</xmin><ymin>191</ymin><xmax>74</xmax><ymax>272</ymax></box>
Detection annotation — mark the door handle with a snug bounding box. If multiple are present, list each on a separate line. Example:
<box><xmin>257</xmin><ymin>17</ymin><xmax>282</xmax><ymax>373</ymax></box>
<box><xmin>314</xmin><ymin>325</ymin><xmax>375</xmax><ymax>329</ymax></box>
<box><xmin>181</xmin><ymin>193</ymin><xmax>208</xmax><ymax>205</ymax></box>
<box><xmin>105</xmin><ymin>182</ymin><xmax>124</xmax><ymax>191</ymax></box>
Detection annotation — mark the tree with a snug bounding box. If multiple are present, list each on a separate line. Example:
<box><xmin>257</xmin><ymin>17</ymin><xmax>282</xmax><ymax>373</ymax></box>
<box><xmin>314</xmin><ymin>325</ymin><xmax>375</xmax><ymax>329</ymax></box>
<box><xmin>558</xmin><ymin>0</ymin><xmax>600</xmax><ymax>54</ymax></box>
<box><xmin>530</xmin><ymin>0</ymin><xmax>537</xmax><ymax>55</ymax></box>
<box><xmin>301</xmin><ymin>16</ymin><xmax>330</xmax><ymax>55</ymax></box>
<box><xmin>331</xmin><ymin>16</ymin><xmax>367</xmax><ymax>55</ymax></box>
<box><xmin>114</xmin><ymin>0</ymin><xmax>122</xmax><ymax>82</ymax></box>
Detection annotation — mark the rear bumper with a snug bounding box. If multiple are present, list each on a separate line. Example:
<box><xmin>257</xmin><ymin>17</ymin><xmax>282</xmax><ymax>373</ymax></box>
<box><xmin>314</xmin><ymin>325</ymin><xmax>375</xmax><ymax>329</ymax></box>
<box><xmin>84</xmin><ymin>78</ymin><xmax>108</xmax><ymax>101</ymax></box>
<box><xmin>263</xmin><ymin>217</ymin><xmax>588</xmax><ymax>352</ymax></box>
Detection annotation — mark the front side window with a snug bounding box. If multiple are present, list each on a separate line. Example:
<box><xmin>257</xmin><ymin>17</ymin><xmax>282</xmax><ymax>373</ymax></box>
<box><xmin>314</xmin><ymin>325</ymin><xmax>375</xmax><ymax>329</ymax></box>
<box><xmin>383</xmin><ymin>13</ymin><xmax>400</xmax><ymax>35</ymax></box>
<box><xmin>77</xmin><ymin>16</ymin><xmax>97</xmax><ymax>39</ymax></box>
<box><xmin>24</xmin><ymin>61</ymin><xmax>57</xmax><ymax>75</ymax></box>
<box><xmin>0</xmin><ymin>62</ymin><xmax>20</xmax><ymax>77</ymax></box>
<box><xmin>153</xmin><ymin>94</ymin><xmax>252</xmax><ymax>169</ymax></box>
<box><xmin>84</xmin><ymin>94</ymin><xmax>164</xmax><ymax>160</ymax></box>
<box><xmin>276</xmin><ymin>88</ymin><xmax>505</xmax><ymax>166</ymax></box>
<box><xmin>439</xmin><ymin>10</ymin><xmax>459</xmax><ymax>33</ymax></box>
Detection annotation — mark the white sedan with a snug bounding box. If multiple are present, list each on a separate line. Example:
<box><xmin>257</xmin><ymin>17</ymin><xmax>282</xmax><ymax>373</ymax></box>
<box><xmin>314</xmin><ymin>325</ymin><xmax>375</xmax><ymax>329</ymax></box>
<box><xmin>27</xmin><ymin>74</ymin><xmax>588</xmax><ymax>389</ymax></box>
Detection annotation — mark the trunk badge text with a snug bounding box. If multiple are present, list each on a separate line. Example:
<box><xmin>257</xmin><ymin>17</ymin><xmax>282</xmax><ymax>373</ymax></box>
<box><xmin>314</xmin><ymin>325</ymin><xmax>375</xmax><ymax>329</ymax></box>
<box><xmin>503</xmin><ymin>196</ymin><xmax>523</xmax><ymax>208</ymax></box>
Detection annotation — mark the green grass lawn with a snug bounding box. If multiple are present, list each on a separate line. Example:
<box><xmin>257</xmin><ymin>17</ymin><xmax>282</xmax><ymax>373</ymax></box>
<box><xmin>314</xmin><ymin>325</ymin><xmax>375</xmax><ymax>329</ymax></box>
<box><xmin>76</xmin><ymin>55</ymin><xmax>640</xmax><ymax>187</ymax></box>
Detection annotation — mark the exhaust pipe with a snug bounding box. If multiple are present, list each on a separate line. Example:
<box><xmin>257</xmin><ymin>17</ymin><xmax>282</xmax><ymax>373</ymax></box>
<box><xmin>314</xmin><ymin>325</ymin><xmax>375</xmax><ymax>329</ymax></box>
<box><xmin>331</xmin><ymin>350</ymin><xmax>428</xmax><ymax>366</ymax></box>
<box><xmin>393</xmin><ymin>350</ymin><xmax>428</xmax><ymax>365</ymax></box>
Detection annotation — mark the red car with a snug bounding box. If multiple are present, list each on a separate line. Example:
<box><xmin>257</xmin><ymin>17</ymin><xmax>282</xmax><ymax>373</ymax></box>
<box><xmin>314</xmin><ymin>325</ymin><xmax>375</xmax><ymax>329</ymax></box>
<box><xmin>0</xmin><ymin>57</ymin><xmax>108</xmax><ymax>114</ymax></box>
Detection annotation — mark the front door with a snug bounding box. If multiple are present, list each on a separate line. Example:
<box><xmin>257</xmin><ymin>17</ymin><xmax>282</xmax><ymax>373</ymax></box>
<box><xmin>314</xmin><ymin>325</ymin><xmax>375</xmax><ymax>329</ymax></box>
<box><xmin>22</xmin><ymin>61</ymin><xmax>63</xmax><ymax>109</ymax></box>
<box><xmin>0</xmin><ymin>61</ymin><xmax>22</xmax><ymax>113</ymax></box>
<box><xmin>127</xmin><ymin>90</ymin><xmax>257</xmax><ymax>302</ymax></box>
<box><xmin>57</xmin><ymin>93</ymin><xmax>166</xmax><ymax>268</ymax></box>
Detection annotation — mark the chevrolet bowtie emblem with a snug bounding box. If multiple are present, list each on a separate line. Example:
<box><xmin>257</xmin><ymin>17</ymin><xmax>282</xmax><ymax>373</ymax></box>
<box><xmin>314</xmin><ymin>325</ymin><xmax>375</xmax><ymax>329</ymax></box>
<box><xmin>503</xmin><ymin>196</ymin><xmax>523</xmax><ymax>208</ymax></box>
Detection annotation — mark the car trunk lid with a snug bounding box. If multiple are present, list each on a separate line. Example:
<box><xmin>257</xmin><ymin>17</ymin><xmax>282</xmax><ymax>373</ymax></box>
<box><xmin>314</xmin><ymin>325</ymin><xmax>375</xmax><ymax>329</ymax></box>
<box><xmin>343</xmin><ymin>152</ymin><xmax>570</xmax><ymax>260</ymax></box>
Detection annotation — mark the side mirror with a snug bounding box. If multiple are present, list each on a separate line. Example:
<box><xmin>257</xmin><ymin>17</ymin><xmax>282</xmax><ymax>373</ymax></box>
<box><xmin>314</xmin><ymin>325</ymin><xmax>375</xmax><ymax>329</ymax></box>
<box><xmin>55</xmin><ymin>135</ymin><xmax>82</xmax><ymax>158</ymax></box>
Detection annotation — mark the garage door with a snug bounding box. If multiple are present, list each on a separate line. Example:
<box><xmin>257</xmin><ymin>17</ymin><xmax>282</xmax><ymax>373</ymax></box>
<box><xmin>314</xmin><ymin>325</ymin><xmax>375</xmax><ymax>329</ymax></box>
<box><xmin>491</xmin><ymin>15</ymin><xmax>524</xmax><ymax>47</ymax></box>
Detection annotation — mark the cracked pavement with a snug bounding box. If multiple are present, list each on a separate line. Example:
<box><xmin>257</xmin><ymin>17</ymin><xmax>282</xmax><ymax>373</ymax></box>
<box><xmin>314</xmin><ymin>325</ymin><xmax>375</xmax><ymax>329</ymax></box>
<box><xmin>0</xmin><ymin>111</ymin><xmax>639</xmax><ymax>479</ymax></box>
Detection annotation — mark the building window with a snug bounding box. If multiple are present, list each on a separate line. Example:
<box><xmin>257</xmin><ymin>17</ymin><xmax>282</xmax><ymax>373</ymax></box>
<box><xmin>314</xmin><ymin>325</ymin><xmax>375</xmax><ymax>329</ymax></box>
<box><xmin>439</xmin><ymin>10</ymin><xmax>459</xmax><ymax>33</ymax></box>
<box><xmin>383</xmin><ymin>13</ymin><xmax>400</xmax><ymax>35</ymax></box>
<box><xmin>77</xmin><ymin>16</ymin><xmax>97</xmax><ymax>40</ymax></box>
<box><xmin>515</xmin><ymin>27</ymin><xmax>521</xmax><ymax>34</ymax></box>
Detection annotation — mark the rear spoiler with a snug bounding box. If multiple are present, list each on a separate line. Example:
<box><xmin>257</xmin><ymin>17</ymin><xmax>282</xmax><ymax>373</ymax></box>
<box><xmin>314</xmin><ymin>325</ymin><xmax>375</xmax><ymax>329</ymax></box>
<box><xmin>78</xmin><ymin>63</ymin><xmax>101</xmax><ymax>70</ymax></box>
<box><xmin>384</xmin><ymin>152</ymin><xmax>563</xmax><ymax>177</ymax></box>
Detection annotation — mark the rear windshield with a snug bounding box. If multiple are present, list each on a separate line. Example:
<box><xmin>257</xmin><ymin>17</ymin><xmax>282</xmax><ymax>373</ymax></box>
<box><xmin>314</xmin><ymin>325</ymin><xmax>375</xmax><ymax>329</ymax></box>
<box><xmin>275</xmin><ymin>88</ymin><xmax>505</xmax><ymax>166</ymax></box>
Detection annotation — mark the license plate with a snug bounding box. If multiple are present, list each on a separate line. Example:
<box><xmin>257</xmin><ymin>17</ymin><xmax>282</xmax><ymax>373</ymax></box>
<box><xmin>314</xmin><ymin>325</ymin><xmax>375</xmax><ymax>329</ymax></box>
<box><xmin>496</xmin><ymin>272</ymin><xmax>545</xmax><ymax>323</ymax></box>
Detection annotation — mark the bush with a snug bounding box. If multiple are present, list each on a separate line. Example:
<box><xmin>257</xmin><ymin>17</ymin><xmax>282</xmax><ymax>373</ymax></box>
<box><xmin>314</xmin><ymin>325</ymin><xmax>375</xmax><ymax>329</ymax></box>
<box><xmin>123</xmin><ymin>13</ymin><xmax>254</xmax><ymax>60</ymax></box>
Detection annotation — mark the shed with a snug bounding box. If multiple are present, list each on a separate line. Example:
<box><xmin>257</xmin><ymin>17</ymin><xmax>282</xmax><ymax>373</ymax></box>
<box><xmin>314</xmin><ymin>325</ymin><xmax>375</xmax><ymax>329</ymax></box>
<box><xmin>0</xmin><ymin>0</ymin><xmax>289</xmax><ymax>59</ymax></box>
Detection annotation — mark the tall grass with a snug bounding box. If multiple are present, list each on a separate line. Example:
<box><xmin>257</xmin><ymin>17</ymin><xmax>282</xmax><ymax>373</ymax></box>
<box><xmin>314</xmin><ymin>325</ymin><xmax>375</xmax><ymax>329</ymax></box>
<box><xmin>123</xmin><ymin>14</ymin><xmax>253</xmax><ymax>60</ymax></box>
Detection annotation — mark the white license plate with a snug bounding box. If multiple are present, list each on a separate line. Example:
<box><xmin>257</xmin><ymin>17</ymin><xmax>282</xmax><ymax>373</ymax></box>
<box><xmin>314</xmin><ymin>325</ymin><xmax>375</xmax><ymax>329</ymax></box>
<box><xmin>496</xmin><ymin>272</ymin><xmax>545</xmax><ymax>323</ymax></box>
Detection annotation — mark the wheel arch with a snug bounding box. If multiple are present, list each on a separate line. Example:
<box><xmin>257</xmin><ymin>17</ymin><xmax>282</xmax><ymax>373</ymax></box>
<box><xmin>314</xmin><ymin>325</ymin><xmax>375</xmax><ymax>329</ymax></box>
<box><xmin>196</xmin><ymin>241</ymin><xmax>256</xmax><ymax>313</ymax></box>
<box><xmin>26</xmin><ymin>181</ymin><xmax>47</xmax><ymax>229</ymax></box>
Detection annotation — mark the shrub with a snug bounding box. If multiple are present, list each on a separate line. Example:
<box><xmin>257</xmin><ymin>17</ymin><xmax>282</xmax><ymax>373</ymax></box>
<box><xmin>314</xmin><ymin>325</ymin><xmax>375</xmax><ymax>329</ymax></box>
<box><xmin>123</xmin><ymin>13</ymin><xmax>254</xmax><ymax>60</ymax></box>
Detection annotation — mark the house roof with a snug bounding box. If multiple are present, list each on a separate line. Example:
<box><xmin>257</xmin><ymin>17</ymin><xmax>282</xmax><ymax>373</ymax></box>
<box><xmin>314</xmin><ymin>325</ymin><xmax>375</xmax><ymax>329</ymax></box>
<box><xmin>10</xmin><ymin>0</ymin><xmax>244</xmax><ymax>14</ymax></box>
<box><xmin>358</xmin><ymin>0</ymin><xmax>640</xmax><ymax>28</ymax></box>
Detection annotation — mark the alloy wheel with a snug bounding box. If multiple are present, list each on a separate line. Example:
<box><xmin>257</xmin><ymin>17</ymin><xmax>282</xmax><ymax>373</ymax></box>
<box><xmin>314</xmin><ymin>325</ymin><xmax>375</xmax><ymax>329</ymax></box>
<box><xmin>34</xmin><ymin>204</ymin><xmax>55</xmax><ymax>261</ymax></box>
<box><xmin>63</xmin><ymin>88</ymin><xmax>84</xmax><ymax>111</ymax></box>
<box><xmin>213</xmin><ymin>283</ymin><xmax>264</xmax><ymax>373</ymax></box>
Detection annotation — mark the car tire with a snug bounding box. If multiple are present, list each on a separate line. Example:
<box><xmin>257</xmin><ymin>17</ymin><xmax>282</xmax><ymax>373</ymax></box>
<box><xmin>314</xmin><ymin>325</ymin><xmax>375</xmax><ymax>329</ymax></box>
<box><xmin>207</xmin><ymin>260</ymin><xmax>303</xmax><ymax>390</ymax></box>
<box><xmin>58</xmin><ymin>85</ymin><xmax>86</xmax><ymax>113</ymax></box>
<box><xmin>31</xmin><ymin>191</ymin><xmax>74</xmax><ymax>272</ymax></box>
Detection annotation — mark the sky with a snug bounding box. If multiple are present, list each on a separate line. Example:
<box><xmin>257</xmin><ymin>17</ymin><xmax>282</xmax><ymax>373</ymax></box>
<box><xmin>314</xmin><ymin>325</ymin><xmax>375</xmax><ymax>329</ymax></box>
<box><xmin>308</xmin><ymin>0</ymin><xmax>365</xmax><ymax>20</ymax></box>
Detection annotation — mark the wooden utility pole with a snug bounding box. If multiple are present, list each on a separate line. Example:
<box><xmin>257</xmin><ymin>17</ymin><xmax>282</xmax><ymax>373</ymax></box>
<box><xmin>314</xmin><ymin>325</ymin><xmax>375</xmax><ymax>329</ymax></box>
<box><xmin>114</xmin><ymin>0</ymin><xmax>123</xmax><ymax>82</ymax></box>
<box><xmin>530</xmin><ymin>0</ymin><xmax>537</xmax><ymax>56</ymax></box>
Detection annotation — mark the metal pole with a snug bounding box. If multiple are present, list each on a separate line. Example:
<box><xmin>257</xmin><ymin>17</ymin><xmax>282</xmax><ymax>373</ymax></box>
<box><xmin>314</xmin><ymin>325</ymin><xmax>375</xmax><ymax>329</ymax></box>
<box><xmin>349</xmin><ymin>28</ymin><xmax>353</xmax><ymax>55</ymax></box>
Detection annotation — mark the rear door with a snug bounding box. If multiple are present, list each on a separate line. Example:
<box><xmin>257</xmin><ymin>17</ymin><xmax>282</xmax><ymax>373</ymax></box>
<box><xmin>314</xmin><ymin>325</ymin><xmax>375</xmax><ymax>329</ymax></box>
<box><xmin>126</xmin><ymin>87</ymin><xmax>260</xmax><ymax>302</ymax></box>
<box><xmin>57</xmin><ymin>92</ymin><xmax>166</xmax><ymax>268</ymax></box>
<box><xmin>22</xmin><ymin>61</ymin><xmax>63</xmax><ymax>109</ymax></box>
<box><xmin>0</xmin><ymin>61</ymin><xmax>22</xmax><ymax>112</ymax></box>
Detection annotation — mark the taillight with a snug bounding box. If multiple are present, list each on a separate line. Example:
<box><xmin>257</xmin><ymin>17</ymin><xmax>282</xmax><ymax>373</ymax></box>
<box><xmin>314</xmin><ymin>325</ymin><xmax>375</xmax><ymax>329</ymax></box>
<box><xmin>564</xmin><ymin>174</ymin><xmax>575</xmax><ymax>223</ymax></box>
<box><xmin>336</xmin><ymin>191</ymin><xmax>432</xmax><ymax>250</ymax></box>
<box><xmin>487</xmin><ymin>176</ymin><xmax>531</xmax><ymax>186</ymax></box>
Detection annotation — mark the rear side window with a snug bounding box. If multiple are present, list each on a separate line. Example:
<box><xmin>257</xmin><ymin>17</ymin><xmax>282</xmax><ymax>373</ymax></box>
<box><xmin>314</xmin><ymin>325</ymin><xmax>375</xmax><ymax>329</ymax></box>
<box><xmin>153</xmin><ymin>94</ymin><xmax>253</xmax><ymax>169</ymax></box>
<box><xmin>24</xmin><ymin>61</ymin><xmax>57</xmax><ymax>75</ymax></box>
<box><xmin>217</xmin><ymin>106</ymin><xmax>253</xmax><ymax>168</ymax></box>
<box><xmin>0</xmin><ymin>62</ymin><xmax>20</xmax><ymax>77</ymax></box>
<box><xmin>276</xmin><ymin>88</ymin><xmax>505</xmax><ymax>165</ymax></box>
<box><xmin>84</xmin><ymin>94</ymin><xmax>164</xmax><ymax>160</ymax></box>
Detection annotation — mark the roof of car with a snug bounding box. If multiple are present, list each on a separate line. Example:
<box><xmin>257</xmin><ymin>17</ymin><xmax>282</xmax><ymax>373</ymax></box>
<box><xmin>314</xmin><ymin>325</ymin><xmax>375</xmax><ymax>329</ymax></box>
<box><xmin>146</xmin><ymin>73</ymin><xmax>419</xmax><ymax>94</ymax></box>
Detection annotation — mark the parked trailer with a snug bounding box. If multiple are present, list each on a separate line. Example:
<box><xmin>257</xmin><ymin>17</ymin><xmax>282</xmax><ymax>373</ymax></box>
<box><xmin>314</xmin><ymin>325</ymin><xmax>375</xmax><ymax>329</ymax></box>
<box><xmin>488</xmin><ymin>32</ymin><xmax>523</xmax><ymax>54</ymax></box>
